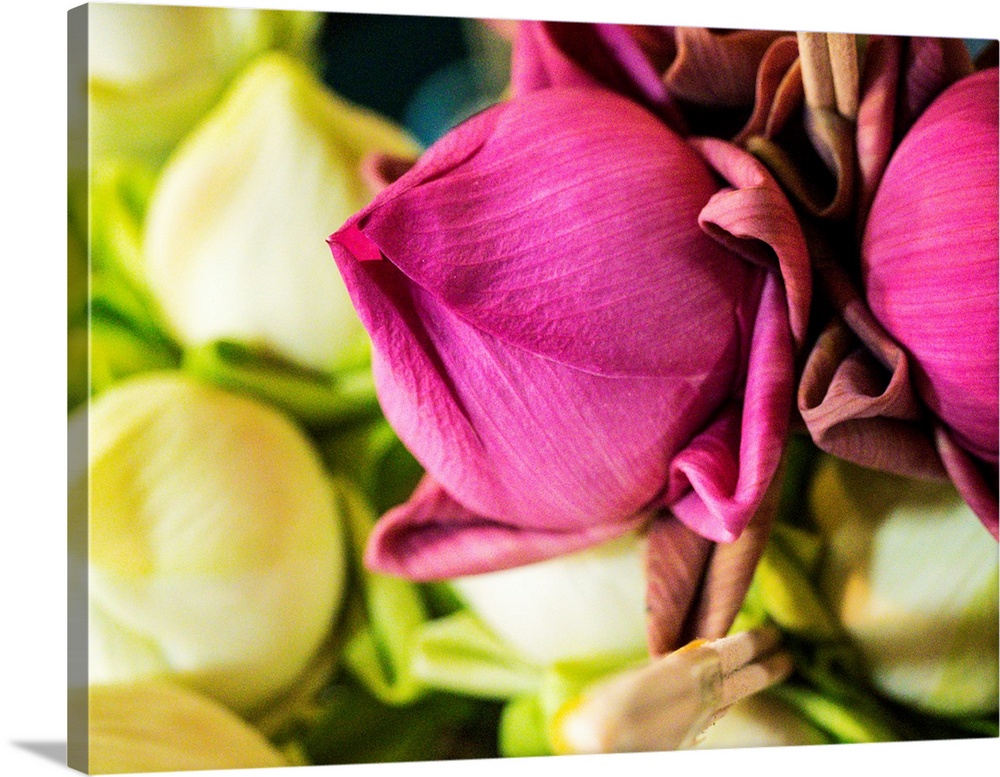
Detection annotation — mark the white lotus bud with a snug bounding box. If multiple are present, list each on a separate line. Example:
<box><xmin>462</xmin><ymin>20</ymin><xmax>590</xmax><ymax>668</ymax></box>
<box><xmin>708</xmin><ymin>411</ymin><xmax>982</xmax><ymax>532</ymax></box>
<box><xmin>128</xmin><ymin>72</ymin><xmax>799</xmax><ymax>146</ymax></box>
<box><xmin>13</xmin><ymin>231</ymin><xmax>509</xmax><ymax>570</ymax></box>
<box><xmin>88</xmin><ymin>680</ymin><xmax>288</xmax><ymax>774</ymax></box>
<box><xmin>450</xmin><ymin>533</ymin><xmax>648</xmax><ymax>665</ymax></box>
<box><xmin>143</xmin><ymin>53</ymin><xmax>419</xmax><ymax>373</ymax></box>
<box><xmin>87</xmin><ymin>3</ymin><xmax>322</xmax><ymax>164</ymax></box>
<box><xmin>810</xmin><ymin>457</ymin><xmax>999</xmax><ymax>716</ymax></box>
<box><xmin>83</xmin><ymin>372</ymin><xmax>346</xmax><ymax>714</ymax></box>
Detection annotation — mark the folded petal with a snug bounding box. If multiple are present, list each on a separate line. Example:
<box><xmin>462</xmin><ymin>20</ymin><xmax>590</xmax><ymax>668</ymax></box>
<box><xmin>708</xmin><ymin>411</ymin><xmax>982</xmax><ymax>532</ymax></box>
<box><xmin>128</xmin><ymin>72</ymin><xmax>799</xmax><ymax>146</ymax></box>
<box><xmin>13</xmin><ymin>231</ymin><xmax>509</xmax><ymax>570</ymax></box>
<box><xmin>691</xmin><ymin>136</ymin><xmax>811</xmax><ymax>345</ymax></box>
<box><xmin>733</xmin><ymin>35</ymin><xmax>802</xmax><ymax>145</ymax></box>
<box><xmin>664</xmin><ymin>28</ymin><xmax>789</xmax><ymax>108</ymax></box>
<box><xmin>647</xmin><ymin>465</ymin><xmax>782</xmax><ymax>654</ymax></box>
<box><xmin>936</xmin><ymin>426</ymin><xmax>1000</xmax><ymax>540</ymax></box>
<box><xmin>855</xmin><ymin>36</ymin><xmax>902</xmax><ymax>231</ymax></box>
<box><xmin>666</xmin><ymin>273</ymin><xmax>793</xmax><ymax>542</ymax></box>
<box><xmin>798</xmin><ymin>319</ymin><xmax>947</xmax><ymax>481</ymax></box>
<box><xmin>644</xmin><ymin>515</ymin><xmax>713</xmax><ymax>655</ymax></box>
<box><xmin>365</xmin><ymin>478</ymin><xmax>647</xmax><ymax>580</ymax></box>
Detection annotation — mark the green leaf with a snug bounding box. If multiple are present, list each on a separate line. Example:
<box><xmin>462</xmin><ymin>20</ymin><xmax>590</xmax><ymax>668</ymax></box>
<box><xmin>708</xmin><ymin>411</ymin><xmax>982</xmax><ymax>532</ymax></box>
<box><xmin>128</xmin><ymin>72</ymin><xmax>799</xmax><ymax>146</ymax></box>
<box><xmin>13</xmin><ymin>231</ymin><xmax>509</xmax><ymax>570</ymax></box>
<box><xmin>89</xmin><ymin>316</ymin><xmax>181</xmax><ymax>397</ymax></box>
<box><xmin>770</xmin><ymin>683</ymin><xmax>903</xmax><ymax>743</ymax></box>
<box><xmin>320</xmin><ymin>417</ymin><xmax>424</xmax><ymax>513</ymax></box>
<box><xmin>184</xmin><ymin>340</ymin><xmax>380</xmax><ymax>428</ymax></box>
<box><xmin>755</xmin><ymin>534</ymin><xmax>840</xmax><ymax>640</ymax></box>
<box><xmin>334</xmin><ymin>479</ymin><xmax>429</xmax><ymax>706</ymax></box>
<box><xmin>299</xmin><ymin>682</ymin><xmax>483</xmax><ymax>765</ymax></box>
<box><xmin>410</xmin><ymin>611</ymin><xmax>542</xmax><ymax>700</ymax></box>
<box><xmin>499</xmin><ymin>695</ymin><xmax>554</xmax><ymax>757</ymax></box>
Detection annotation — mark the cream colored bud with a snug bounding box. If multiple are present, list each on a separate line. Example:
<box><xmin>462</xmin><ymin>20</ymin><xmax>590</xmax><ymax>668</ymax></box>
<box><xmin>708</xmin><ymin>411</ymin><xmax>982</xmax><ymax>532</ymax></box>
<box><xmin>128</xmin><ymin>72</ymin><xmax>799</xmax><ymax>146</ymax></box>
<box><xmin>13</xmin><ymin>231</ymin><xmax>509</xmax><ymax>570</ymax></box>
<box><xmin>451</xmin><ymin>532</ymin><xmax>649</xmax><ymax>665</ymax></box>
<box><xmin>87</xmin><ymin>3</ymin><xmax>322</xmax><ymax>164</ymax></box>
<box><xmin>693</xmin><ymin>693</ymin><xmax>827</xmax><ymax>749</ymax></box>
<box><xmin>810</xmin><ymin>457</ymin><xmax>998</xmax><ymax>716</ymax></box>
<box><xmin>83</xmin><ymin>372</ymin><xmax>346</xmax><ymax>714</ymax></box>
<box><xmin>88</xmin><ymin>680</ymin><xmax>288</xmax><ymax>774</ymax></box>
<box><xmin>143</xmin><ymin>53</ymin><xmax>419</xmax><ymax>373</ymax></box>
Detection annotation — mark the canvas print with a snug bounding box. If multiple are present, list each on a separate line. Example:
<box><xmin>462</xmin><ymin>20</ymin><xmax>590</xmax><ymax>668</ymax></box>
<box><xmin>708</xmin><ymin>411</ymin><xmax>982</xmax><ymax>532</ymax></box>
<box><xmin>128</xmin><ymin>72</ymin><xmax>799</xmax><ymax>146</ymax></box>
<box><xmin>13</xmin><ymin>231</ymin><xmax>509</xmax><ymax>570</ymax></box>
<box><xmin>66</xmin><ymin>2</ymin><xmax>999</xmax><ymax>774</ymax></box>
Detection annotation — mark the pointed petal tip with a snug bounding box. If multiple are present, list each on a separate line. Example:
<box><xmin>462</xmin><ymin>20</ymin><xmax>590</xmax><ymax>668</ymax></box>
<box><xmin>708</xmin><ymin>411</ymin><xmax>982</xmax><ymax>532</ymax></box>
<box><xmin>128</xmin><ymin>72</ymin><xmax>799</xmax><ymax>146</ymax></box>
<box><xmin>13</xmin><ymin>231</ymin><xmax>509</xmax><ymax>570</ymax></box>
<box><xmin>329</xmin><ymin>223</ymin><xmax>384</xmax><ymax>263</ymax></box>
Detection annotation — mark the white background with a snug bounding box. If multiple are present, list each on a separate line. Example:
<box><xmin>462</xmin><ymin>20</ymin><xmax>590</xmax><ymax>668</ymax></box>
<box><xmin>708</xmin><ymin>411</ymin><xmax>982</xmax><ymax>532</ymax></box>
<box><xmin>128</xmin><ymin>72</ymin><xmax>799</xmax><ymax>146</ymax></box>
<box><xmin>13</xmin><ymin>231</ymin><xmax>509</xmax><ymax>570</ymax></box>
<box><xmin>3</xmin><ymin>0</ymin><xmax>998</xmax><ymax>775</ymax></box>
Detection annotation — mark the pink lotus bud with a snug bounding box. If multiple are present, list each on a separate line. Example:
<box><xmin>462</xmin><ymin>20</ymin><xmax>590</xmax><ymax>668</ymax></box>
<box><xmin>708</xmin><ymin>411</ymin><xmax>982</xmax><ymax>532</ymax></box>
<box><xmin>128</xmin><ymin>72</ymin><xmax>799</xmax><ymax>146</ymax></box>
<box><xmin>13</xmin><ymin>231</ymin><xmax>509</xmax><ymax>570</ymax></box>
<box><xmin>329</xmin><ymin>86</ymin><xmax>809</xmax><ymax>582</ymax></box>
<box><xmin>861</xmin><ymin>67</ymin><xmax>998</xmax><ymax>524</ymax></box>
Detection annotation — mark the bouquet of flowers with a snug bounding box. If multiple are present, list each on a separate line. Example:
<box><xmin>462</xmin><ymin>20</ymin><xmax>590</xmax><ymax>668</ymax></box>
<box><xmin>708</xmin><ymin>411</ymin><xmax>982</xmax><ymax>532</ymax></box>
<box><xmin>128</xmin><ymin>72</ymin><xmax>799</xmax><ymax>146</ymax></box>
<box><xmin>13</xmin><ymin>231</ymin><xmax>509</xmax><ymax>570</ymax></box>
<box><xmin>68</xmin><ymin>4</ymin><xmax>998</xmax><ymax>773</ymax></box>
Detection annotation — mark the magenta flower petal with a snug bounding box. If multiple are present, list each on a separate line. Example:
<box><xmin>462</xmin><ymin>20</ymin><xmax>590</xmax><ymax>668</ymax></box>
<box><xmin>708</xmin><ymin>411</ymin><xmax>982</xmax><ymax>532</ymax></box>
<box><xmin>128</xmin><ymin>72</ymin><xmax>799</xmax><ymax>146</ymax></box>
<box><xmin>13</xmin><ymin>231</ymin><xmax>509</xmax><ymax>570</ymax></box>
<box><xmin>365</xmin><ymin>477</ymin><xmax>649</xmax><ymax>580</ymax></box>
<box><xmin>667</xmin><ymin>273</ymin><xmax>793</xmax><ymax>542</ymax></box>
<box><xmin>353</xmin><ymin>91</ymin><xmax>750</xmax><ymax>378</ymax></box>
<box><xmin>511</xmin><ymin>22</ymin><xmax>684</xmax><ymax>129</ymax></box>
<box><xmin>856</xmin><ymin>36</ymin><xmax>973</xmax><ymax>231</ymax></box>
<box><xmin>863</xmin><ymin>67</ymin><xmax>999</xmax><ymax>466</ymax></box>
<box><xmin>936</xmin><ymin>426</ymin><xmax>999</xmax><ymax>540</ymax></box>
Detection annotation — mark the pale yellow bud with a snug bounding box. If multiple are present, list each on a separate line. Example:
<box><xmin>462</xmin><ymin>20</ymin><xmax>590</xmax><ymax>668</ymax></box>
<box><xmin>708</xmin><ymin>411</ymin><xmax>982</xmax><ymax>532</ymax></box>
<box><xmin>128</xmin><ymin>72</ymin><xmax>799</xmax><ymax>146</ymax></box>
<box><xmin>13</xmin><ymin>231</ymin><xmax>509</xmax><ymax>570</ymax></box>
<box><xmin>810</xmin><ymin>457</ymin><xmax>998</xmax><ymax>716</ymax></box>
<box><xmin>88</xmin><ymin>680</ymin><xmax>288</xmax><ymax>774</ymax></box>
<box><xmin>143</xmin><ymin>53</ymin><xmax>419</xmax><ymax>373</ymax></box>
<box><xmin>87</xmin><ymin>3</ymin><xmax>322</xmax><ymax>164</ymax></box>
<box><xmin>83</xmin><ymin>372</ymin><xmax>346</xmax><ymax>714</ymax></box>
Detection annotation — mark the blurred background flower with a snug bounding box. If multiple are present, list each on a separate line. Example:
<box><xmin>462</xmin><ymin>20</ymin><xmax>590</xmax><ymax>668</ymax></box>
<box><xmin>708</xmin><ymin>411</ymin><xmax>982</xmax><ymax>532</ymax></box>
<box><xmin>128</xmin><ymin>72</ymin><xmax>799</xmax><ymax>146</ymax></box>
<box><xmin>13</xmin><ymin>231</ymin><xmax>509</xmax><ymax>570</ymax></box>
<box><xmin>87</xmin><ymin>3</ymin><xmax>323</xmax><ymax>167</ymax></box>
<box><xmin>810</xmin><ymin>457</ymin><xmax>999</xmax><ymax>717</ymax></box>
<box><xmin>87</xmin><ymin>680</ymin><xmax>290</xmax><ymax>774</ymax></box>
<box><xmin>80</xmin><ymin>372</ymin><xmax>347</xmax><ymax>714</ymax></box>
<box><xmin>143</xmin><ymin>52</ymin><xmax>419</xmax><ymax>376</ymax></box>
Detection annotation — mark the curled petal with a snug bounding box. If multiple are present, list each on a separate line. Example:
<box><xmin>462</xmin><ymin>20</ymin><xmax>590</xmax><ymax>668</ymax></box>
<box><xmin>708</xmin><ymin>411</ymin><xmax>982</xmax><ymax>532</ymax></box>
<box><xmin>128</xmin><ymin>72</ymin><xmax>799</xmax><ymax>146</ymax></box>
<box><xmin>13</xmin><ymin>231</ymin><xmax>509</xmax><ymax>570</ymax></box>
<box><xmin>691</xmin><ymin>136</ymin><xmax>811</xmax><ymax>346</ymax></box>
<box><xmin>733</xmin><ymin>35</ymin><xmax>802</xmax><ymax>144</ymax></box>
<box><xmin>645</xmin><ymin>463</ymin><xmax>779</xmax><ymax>656</ymax></box>
<box><xmin>366</xmin><ymin>477</ymin><xmax>648</xmax><ymax>580</ymax></box>
<box><xmin>798</xmin><ymin>319</ymin><xmax>947</xmax><ymax>481</ymax></box>
<box><xmin>666</xmin><ymin>273</ymin><xmax>793</xmax><ymax>542</ymax></box>
<box><xmin>664</xmin><ymin>28</ymin><xmax>789</xmax><ymax>108</ymax></box>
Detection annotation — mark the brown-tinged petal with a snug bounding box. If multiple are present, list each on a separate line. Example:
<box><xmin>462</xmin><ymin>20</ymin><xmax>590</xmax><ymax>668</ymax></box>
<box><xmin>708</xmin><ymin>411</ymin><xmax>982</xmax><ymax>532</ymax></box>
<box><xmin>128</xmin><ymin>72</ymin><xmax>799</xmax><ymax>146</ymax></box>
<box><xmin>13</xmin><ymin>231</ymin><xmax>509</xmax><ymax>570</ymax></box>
<box><xmin>692</xmin><ymin>137</ymin><xmax>811</xmax><ymax>345</ymax></box>
<box><xmin>855</xmin><ymin>35</ymin><xmax>902</xmax><ymax>231</ymax></box>
<box><xmin>665</xmin><ymin>28</ymin><xmax>789</xmax><ymax>108</ymax></box>
<box><xmin>733</xmin><ymin>35</ymin><xmax>802</xmax><ymax>145</ymax></box>
<box><xmin>798</xmin><ymin>318</ymin><xmax>947</xmax><ymax>481</ymax></box>
<box><xmin>359</xmin><ymin>151</ymin><xmax>417</xmax><ymax>197</ymax></box>
<box><xmin>644</xmin><ymin>515</ymin><xmax>713</xmax><ymax>656</ymax></box>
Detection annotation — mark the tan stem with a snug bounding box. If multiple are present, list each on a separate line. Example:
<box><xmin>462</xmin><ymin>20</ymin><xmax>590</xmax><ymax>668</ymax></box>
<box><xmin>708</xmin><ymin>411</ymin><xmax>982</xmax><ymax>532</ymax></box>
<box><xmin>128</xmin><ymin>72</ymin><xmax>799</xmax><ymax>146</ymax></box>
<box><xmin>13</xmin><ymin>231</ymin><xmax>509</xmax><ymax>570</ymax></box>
<box><xmin>797</xmin><ymin>32</ymin><xmax>835</xmax><ymax>110</ymax></box>
<box><xmin>827</xmin><ymin>33</ymin><xmax>859</xmax><ymax>120</ymax></box>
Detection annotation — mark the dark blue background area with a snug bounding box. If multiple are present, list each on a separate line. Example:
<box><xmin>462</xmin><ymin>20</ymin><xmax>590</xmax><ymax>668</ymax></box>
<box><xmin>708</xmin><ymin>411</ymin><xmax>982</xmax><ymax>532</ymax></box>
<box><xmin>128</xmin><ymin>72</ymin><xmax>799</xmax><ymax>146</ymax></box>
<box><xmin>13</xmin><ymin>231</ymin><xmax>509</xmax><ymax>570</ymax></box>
<box><xmin>319</xmin><ymin>13</ymin><xmax>481</xmax><ymax>145</ymax></box>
